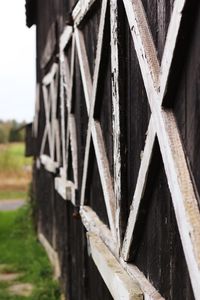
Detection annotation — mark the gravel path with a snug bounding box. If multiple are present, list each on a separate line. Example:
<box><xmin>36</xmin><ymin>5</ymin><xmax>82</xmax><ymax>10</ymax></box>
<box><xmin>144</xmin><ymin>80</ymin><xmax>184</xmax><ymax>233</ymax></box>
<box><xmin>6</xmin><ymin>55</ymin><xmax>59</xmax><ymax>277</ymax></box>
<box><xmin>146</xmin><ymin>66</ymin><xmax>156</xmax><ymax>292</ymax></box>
<box><xmin>0</xmin><ymin>200</ymin><xmax>25</xmax><ymax>211</ymax></box>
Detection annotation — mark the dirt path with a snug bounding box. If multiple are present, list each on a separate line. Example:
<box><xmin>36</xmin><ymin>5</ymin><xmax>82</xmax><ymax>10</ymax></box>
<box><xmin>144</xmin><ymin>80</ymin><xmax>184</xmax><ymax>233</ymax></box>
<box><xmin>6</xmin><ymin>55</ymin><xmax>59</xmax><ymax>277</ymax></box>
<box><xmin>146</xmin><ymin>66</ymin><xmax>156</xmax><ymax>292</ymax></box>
<box><xmin>0</xmin><ymin>200</ymin><xmax>25</xmax><ymax>211</ymax></box>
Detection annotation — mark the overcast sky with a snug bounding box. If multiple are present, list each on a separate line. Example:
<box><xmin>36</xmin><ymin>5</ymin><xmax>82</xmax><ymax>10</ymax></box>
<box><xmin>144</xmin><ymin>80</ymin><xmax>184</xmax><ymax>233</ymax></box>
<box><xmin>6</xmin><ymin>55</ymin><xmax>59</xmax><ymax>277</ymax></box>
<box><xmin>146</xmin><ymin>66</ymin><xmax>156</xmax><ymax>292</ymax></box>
<box><xmin>0</xmin><ymin>0</ymin><xmax>36</xmax><ymax>122</ymax></box>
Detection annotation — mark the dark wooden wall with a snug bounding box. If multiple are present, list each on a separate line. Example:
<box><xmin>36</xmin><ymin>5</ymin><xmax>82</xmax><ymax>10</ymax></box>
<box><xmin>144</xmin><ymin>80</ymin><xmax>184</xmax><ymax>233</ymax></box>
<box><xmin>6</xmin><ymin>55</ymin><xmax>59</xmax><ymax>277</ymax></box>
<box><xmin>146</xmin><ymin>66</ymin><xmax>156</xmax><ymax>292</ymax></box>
<box><xmin>29</xmin><ymin>0</ymin><xmax>200</xmax><ymax>299</ymax></box>
<box><xmin>117</xmin><ymin>2</ymin><xmax>196</xmax><ymax>299</ymax></box>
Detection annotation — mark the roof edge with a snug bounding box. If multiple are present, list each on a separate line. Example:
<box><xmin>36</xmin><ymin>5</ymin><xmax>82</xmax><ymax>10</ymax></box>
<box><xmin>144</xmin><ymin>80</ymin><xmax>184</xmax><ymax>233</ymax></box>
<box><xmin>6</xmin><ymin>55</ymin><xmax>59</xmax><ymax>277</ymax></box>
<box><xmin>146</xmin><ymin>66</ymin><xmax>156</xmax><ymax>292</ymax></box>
<box><xmin>25</xmin><ymin>0</ymin><xmax>37</xmax><ymax>28</ymax></box>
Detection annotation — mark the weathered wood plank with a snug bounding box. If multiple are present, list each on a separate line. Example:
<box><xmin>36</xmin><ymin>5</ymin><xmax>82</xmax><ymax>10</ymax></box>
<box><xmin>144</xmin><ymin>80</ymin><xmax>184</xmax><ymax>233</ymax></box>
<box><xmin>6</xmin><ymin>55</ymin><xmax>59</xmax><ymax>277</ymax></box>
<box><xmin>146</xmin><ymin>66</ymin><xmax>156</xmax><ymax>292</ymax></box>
<box><xmin>122</xmin><ymin>0</ymin><xmax>160</xmax><ymax>95</ymax></box>
<box><xmin>122</xmin><ymin>118</ymin><xmax>156</xmax><ymax>260</ymax></box>
<box><xmin>110</xmin><ymin>0</ymin><xmax>121</xmax><ymax>250</ymax></box>
<box><xmin>122</xmin><ymin>0</ymin><xmax>200</xmax><ymax>297</ymax></box>
<box><xmin>74</xmin><ymin>28</ymin><xmax>92</xmax><ymax>111</ymax></box>
<box><xmin>42</xmin><ymin>63</ymin><xmax>58</xmax><ymax>86</ymax></box>
<box><xmin>60</xmin><ymin>26</ymin><xmax>73</xmax><ymax>52</ymax></box>
<box><xmin>72</xmin><ymin>0</ymin><xmax>97</xmax><ymax>26</ymax></box>
<box><xmin>75</xmin><ymin>0</ymin><xmax>117</xmax><ymax>239</ymax></box>
<box><xmin>160</xmin><ymin>0</ymin><xmax>187</xmax><ymax>99</ymax></box>
<box><xmin>88</xmin><ymin>233</ymin><xmax>143</xmax><ymax>300</ymax></box>
<box><xmin>154</xmin><ymin>109</ymin><xmax>200</xmax><ymax>299</ymax></box>
<box><xmin>120</xmin><ymin>260</ymin><xmax>165</xmax><ymax>300</ymax></box>
<box><xmin>40</xmin><ymin>154</ymin><xmax>59</xmax><ymax>173</ymax></box>
<box><xmin>80</xmin><ymin>206</ymin><xmax>118</xmax><ymax>257</ymax></box>
<box><xmin>69</xmin><ymin>114</ymin><xmax>78</xmax><ymax>188</ymax></box>
<box><xmin>91</xmin><ymin>121</ymin><xmax>117</xmax><ymax>240</ymax></box>
<box><xmin>55</xmin><ymin>177</ymin><xmax>76</xmax><ymax>204</ymax></box>
<box><xmin>58</xmin><ymin>35</ymin><xmax>78</xmax><ymax>206</ymax></box>
<box><xmin>59</xmin><ymin>54</ymin><xmax>67</xmax><ymax>171</ymax></box>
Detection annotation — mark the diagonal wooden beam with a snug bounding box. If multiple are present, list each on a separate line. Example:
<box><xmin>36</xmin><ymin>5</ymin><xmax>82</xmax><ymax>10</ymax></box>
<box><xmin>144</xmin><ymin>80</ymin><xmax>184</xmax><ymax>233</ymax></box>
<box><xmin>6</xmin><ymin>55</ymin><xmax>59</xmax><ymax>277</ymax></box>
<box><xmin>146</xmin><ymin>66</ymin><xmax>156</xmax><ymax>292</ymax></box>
<box><xmin>160</xmin><ymin>0</ymin><xmax>187</xmax><ymax>99</ymax></box>
<box><xmin>91</xmin><ymin>120</ymin><xmax>116</xmax><ymax>238</ymax></box>
<box><xmin>69</xmin><ymin>114</ymin><xmax>78</xmax><ymax>188</ymax></box>
<box><xmin>58</xmin><ymin>34</ymin><xmax>78</xmax><ymax>198</ymax></box>
<box><xmin>122</xmin><ymin>0</ymin><xmax>160</xmax><ymax>97</ymax></box>
<box><xmin>40</xmin><ymin>64</ymin><xmax>60</xmax><ymax>171</ymax></box>
<box><xmin>75</xmin><ymin>28</ymin><xmax>92</xmax><ymax>111</ymax></box>
<box><xmin>60</xmin><ymin>53</ymin><xmax>67</xmax><ymax>170</ymax></box>
<box><xmin>120</xmin><ymin>260</ymin><xmax>165</xmax><ymax>300</ymax></box>
<box><xmin>88</xmin><ymin>232</ymin><xmax>143</xmax><ymax>300</ymax></box>
<box><xmin>72</xmin><ymin>0</ymin><xmax>97</xmax><ymax>26</ymax></box>
<box><xmin>60</xmin><ymin>26</ymin><xmax>73</xmax><ymax>52</ymax></box>
<box><xmin>122</xmin><ymin>1</ymin><xmax>200</xmax><ymax>297</ymax></box>
<box><xmin>40</xmin><ymin>126</ymin><xmax>48</xmax><ymax>156</ymax></box>
<box><xmin>41</xmin><ymin>85</ymin><xmax>52</xmax><ymax>157</ymax></box>
<box><xmin>74</xmin><ymin>28</ymin><xmax>92</xmax><ymax>205</ymax></box>
<box><xmin>91</xmin><ymin>2</ymin><xmax>117</xmax><ymax>234</ymax></box>
<box><xmin>121</xmin><ymin>0</ymin><xmax>188</xmax><ymax>260</ymax></box>
<box><xmin>152</xmin><ymin>107</ymin><xmax>200</xmax><ymax>299</ymax></box>
<box><xmin>110</xmin><ymin>0</ymin><xmax>122</xmax><ymax>250</ymax></box>
<box><xmin>68</xmin><ymin>35</ymin><xmax>76</xmax><ymax>113</ymax></box>
<box><xmin>50</xmin><ymin>81</ymin><xmax>56</xmax><ymax>161</ymax></box>
<box><xmin>75</xmin><ymin>0</ymin><xmax>117</xmax><ymax>239</ymax></box>
<box><xmin>61</xmin><ymin>54</ymin><xmax>71</xmax><ymax>173</ymax></box>
<box><xmin>80</xmin><ymin>205</ymin><xmax>118</xmax><ymax>257</ymax></box>
<box><xmin>55</xmin><ymin>119</ymin><xmax>61</xmax><ymax>165</ymax></box>
<box><xmin>63</xmin><ymin>41</ymin><xmax>76</xmax><ymax>175</ymax></box>
<box><xmin>121</xmin><ymin>118</ymin><xmax>155</xmax><ymax>260</ymax></box>
<box><xmin>42</xmin><ymin>63</ymin><xmax>58</xmax><ymax>86</ymax></box>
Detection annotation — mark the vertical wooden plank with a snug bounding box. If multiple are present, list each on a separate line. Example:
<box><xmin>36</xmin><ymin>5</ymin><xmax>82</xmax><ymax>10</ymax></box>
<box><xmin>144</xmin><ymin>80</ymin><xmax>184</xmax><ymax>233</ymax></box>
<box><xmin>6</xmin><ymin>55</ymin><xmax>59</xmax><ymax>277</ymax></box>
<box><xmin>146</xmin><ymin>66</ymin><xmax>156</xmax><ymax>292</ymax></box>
<box><xmin>110</xmin><ymin>0</ymin><xmax>121</xmax><ymax>250</ymax></box>
<box><xmin>60</xmin><ymin>52</ymin><xmax>67</xmax><ymax>170</ymax></box>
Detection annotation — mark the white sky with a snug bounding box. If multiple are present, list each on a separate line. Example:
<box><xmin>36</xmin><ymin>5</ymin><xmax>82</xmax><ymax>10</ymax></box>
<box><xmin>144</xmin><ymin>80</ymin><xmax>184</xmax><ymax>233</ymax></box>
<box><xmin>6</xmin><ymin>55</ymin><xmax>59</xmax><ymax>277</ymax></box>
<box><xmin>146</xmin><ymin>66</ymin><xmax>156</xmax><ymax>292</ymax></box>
<box><xmin>0</xmin><ymin>0</ymin><xmax>36</xmax><ymax>122</ymax></box>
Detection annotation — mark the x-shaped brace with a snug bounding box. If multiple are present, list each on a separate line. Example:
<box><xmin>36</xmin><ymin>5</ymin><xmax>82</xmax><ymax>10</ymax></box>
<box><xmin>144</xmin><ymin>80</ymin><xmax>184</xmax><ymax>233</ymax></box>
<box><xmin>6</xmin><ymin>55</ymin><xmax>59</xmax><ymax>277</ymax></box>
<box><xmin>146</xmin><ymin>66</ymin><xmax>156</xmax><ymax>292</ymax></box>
<box><xmin>54</xmin><ymin>27</ymin><xmax>79</xmax><ymax>204</ymax></box>
<box><xmin>120</xmin><ymin>0</ymin><xmax>200</xmax><ymax>298</ymax></box>
<box><xmin>74</xmin><ymin>0</ymin><xmax>117</xmax><ymax>241</ymax></box>
<box><xmin>40</xmin><ymin>63</ymin><xmax>60</xmax><ymax>172</ymax></box>
<box><xmin>60</xmin><ymin>32</ymin><xmax>78</xmax><ymax>188</ymax></box>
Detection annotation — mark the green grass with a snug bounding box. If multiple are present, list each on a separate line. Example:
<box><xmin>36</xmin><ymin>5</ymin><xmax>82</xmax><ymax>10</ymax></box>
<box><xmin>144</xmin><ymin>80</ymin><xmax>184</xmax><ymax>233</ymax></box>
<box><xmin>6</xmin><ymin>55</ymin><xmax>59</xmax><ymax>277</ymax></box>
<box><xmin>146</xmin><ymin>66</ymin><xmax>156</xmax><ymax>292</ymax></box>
<box><xmin>0</xmin><ymin>143</ymin><xmax>32</xmax><ymax>201</ymax></box>
<box><xmin>0</xmin><ymin>191</ymin><xmax>27</xmax><ymax>201</ymax></box>
<box><xmin>0</xmin><ymin>143</ymin><xmax>32</xmax><ymax>174</ymax></box>
<box><xmin>0</xmin><ymin>204</ymin><xmax>60</xmax><ymax>300</ymax></box>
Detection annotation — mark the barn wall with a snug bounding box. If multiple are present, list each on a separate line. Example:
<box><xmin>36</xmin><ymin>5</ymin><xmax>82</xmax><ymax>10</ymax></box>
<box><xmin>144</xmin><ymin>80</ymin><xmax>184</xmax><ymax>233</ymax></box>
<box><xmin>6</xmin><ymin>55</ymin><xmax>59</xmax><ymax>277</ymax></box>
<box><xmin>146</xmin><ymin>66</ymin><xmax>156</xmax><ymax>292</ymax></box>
<box><xmin>28</xmin><ymin>0</ymin><xmax>200</xmax><ymax>299</ymax></box>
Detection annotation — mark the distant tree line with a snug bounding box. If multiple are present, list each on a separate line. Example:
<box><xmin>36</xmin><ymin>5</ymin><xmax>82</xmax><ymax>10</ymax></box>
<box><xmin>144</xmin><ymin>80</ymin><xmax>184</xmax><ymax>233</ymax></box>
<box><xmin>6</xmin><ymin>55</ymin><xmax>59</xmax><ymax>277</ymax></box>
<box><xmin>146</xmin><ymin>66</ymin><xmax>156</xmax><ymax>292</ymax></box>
<box><xmin>0</xmin><ymin>120</ymin><xmax>26</xmax><ymax>143</ymax></box>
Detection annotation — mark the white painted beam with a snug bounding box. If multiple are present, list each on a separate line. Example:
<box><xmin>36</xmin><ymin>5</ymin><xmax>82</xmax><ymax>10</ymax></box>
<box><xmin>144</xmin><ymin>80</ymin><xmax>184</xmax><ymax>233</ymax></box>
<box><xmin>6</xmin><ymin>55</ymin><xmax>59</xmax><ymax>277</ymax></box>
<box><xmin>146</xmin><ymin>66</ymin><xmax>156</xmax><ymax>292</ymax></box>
<box><xmin>120</xmin><ymin>260</ymin><xmax>165</xmax><ymax>300</ymax></box>
<box><xmin>72</xmin><ymin>0</ymin><xmax>97</xmax><ymax>26</ymax></box>
<box><xmin>81</xmin><ymin>207</ymin><xmax>165</xmax><ymax>300</ymax></box>
<box><xmin>80</xmin><ymin>205</ymin><xmax>118</xmax><ymax>257</ymax></box>
<box><xmin>160</xmin><ymin>0</ymin><xmax>187</xmax><ymax>99</ymax></box>
<box><xmin>55</xmin><ymin>177</ymin><xmax>76</xmax><ymax>204</ymax></box>
<box><xmin>74</xmin><ymin>28</ymin><xmax>92</xmax><ymax>111</ymax></box>
<box><xmin>69</xmin><ymin>115</ymin><xmax>78</xmax><ymax>189</ymax></box>
<box><xmin>42</xmin><ymin>63</ymin><xmax>58</xmax><ymax>86</ymax></box>
<box><xmin>40</xmin><ymin>154</ymin><xmax>59</xmax><ymax>173</ymax></box>
<box><xmin>122</xmin><ymin>118</ymin><xmax>156</xmax><ymax>260</ymax></box>
<box><xmin>91</xmin><ymin>120</ymin><xmax>117</xmax><ymax>240</ymax></box>
<box><xmin>122</xmin><ymin>0</ymin><xmax>160</xmax><ymax>97</ymax></box>
<box><xmin>110</xmin><ymin>0</ymin><xmax>121</xmax><ymax>250</ymax></box>
<box><xmin>152</xmin><ymin>109</ymin><xmax>200</xmax><ymax>299</ymax></box>
<box><xmin>75</xmin><ymin>0</ymin><xmax>117</xmax><ymax>240</ymax></box>
<box><xmin>60</xmin><ymin>26</ymin><xmax>73</xmax><ymax>52</ymax></box>
<box><xmin>122</xmin><ymin>0</ymin><xmax>200</xmax><ymax>298</ymax></box>
<box><xmin>88</xmin><ymin>233</ymin><xmax>143</xmax><ymax>300</ymax></box>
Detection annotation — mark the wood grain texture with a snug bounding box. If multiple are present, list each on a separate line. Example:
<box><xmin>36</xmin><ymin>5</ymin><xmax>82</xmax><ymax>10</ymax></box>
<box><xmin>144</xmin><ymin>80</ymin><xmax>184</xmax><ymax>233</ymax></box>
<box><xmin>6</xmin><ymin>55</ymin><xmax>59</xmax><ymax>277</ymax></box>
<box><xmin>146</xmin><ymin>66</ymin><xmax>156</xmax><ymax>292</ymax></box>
<box><xmin>132</xmin><ymin>146</ymin><xmax>195</xmax><ymax>300</ymax></box>
<box><xmin>88</xmin><ymin>233</ymin><xmax>143</xmax><ymax>300</ymax></box>
<box><xmin>32</xmin><ymin>0</ymin><xmax>200</xmax><ymax>299</ymax></box>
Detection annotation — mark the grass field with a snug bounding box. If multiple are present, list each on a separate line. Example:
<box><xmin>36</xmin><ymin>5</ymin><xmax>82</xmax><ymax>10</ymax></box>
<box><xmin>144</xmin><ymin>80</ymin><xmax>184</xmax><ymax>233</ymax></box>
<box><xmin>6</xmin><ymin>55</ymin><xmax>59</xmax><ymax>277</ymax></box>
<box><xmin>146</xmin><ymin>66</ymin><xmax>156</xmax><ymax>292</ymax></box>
<box><xmin>0</xmin><ymin>143</ymin><xmax>32</xmax><ymax>200</ymax></box>
<box><xmin>0</xmin><ymin>204</ymin><xmax>60</xmax><ymax>300</ymax></box>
